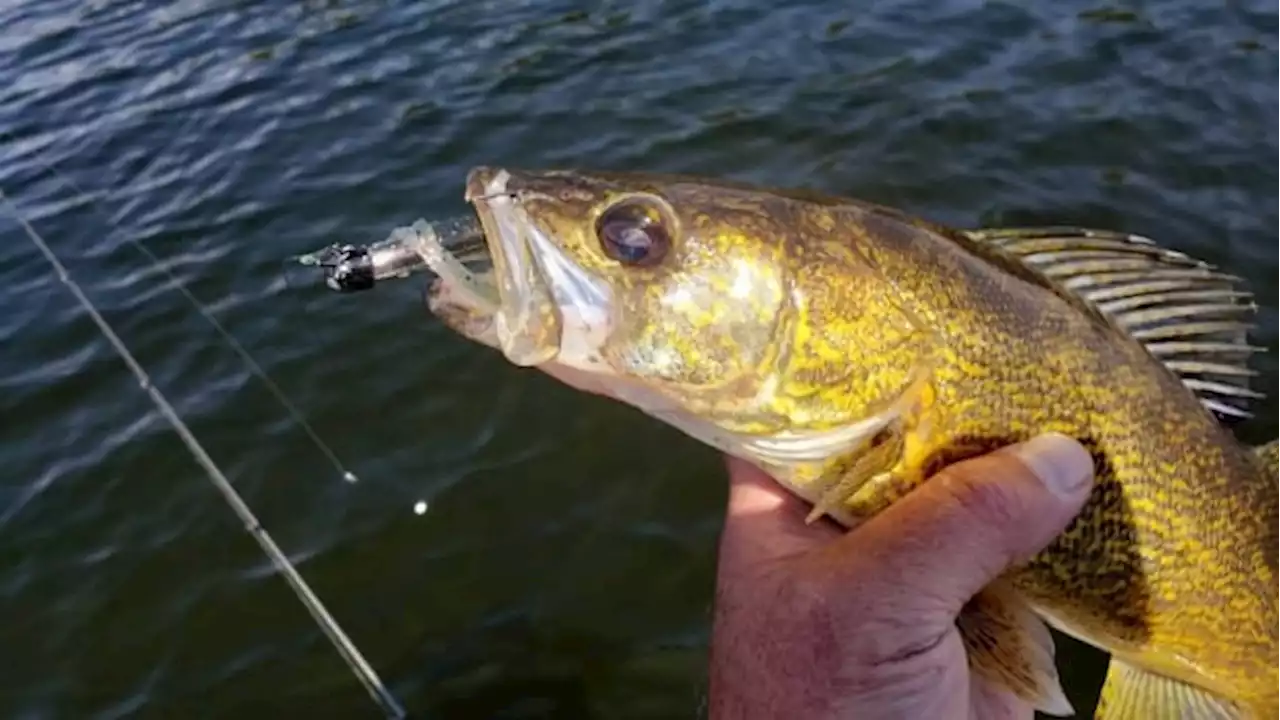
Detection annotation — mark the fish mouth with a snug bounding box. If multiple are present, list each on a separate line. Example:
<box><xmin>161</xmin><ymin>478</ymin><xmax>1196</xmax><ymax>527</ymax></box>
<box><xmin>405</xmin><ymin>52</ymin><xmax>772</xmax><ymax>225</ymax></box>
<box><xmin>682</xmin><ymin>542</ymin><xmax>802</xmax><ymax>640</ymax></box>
<box><xmin>437</xmin><ymin>167</ymin><xmax>613</xmax><ymax>368</ymax></box>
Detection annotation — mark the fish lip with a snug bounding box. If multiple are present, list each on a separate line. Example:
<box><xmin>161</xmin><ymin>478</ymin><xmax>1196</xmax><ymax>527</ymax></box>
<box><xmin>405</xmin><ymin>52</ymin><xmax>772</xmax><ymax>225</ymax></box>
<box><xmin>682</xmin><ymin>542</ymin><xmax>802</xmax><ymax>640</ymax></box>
<box><xmin>464</xmin><ymin>168</ymin><xmax>559</xmax><ymax>366</ymax></box>
<box><xmin>464</xmin><ymin>166</ymin><xmax>506</xmax><ymax>203</ymax></box>
<box><xmin>464</xmin><ymin>166</ymin><xmax>615</xmax><ymax>372</ymax></box>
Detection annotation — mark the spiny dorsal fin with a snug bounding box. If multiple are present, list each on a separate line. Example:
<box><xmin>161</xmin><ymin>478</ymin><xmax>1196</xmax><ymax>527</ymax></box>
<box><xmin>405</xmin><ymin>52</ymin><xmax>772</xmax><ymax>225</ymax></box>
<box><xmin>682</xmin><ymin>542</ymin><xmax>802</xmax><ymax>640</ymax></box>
<box><xmin>965</xmin><ymin>227</ymin><xmax>1264</xmax><ymax>423</ymax></box>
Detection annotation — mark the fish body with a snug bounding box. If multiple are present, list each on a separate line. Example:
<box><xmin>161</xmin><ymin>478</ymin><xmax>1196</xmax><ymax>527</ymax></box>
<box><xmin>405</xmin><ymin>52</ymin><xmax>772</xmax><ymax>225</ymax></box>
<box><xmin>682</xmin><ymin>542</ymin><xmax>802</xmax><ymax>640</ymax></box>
<box><xmin>424</xmin><ymin>166</ymin><xmax>1278</xmax><ymax>718</ymax></box>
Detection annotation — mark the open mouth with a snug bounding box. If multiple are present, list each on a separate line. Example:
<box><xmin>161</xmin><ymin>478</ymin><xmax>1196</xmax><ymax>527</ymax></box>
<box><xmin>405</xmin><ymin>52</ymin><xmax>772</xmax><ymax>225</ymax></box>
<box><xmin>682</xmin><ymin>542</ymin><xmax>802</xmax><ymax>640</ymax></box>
<box><xmin>409</xmin><ymin>167</ymin><xmax>565</xmax><ymax>363</ymax></box>
<box><xmin>414</xmin><ymin>215</ymin><xmax>500</xmax><ymax>311</ymax></box>
<box><xmin>417</xmin><ymin>167</ymin><xmax>615</xmax><ymax>369</ymax></box>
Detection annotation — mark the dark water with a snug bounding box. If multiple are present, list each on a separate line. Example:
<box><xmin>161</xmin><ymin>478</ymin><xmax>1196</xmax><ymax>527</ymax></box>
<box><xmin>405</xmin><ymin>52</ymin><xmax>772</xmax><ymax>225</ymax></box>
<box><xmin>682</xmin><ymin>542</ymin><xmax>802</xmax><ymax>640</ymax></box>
<box><xmin>1</xmin><ymin>0</ymin><xmax>1275</xmax><ymax>717</ymax></box>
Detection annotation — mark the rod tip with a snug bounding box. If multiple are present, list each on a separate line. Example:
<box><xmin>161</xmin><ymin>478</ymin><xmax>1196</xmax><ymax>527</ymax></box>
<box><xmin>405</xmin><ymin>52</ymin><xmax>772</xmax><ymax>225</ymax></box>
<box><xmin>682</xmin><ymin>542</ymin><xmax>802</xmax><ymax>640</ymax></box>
<box><xmin>342</xmin><ymin>471</ymin><xmax>358</xmax><ymax>483</ymax></box>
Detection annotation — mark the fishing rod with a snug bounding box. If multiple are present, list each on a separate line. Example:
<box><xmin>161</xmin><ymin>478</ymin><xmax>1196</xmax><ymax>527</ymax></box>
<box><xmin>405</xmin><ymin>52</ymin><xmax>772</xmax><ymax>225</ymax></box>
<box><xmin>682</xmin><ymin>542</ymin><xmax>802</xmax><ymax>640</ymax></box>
<box><xmin>0</xmin><ymin>187</ymin><xmax>407</xmax><ymax>720</ymax></box>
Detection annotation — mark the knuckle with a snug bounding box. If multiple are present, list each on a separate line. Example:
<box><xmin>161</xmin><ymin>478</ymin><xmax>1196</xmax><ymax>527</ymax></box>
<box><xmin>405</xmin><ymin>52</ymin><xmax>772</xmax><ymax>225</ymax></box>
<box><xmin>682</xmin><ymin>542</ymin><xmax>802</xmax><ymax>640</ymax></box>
<box><xmin>935</xmin><ymin>457</ymin><xmax>1032</xmax><ymax>532</ymax></box>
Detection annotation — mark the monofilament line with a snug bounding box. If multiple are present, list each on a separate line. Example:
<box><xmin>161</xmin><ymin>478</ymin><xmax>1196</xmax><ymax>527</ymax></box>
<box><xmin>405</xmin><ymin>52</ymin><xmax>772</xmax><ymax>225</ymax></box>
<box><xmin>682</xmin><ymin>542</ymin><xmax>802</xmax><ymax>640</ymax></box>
<box><xmin>0</xmin><ymin>190</ymin><xmax>406</xmax><ymax>720</ymax></box>
<box><xmin>6</xmin><ymin>137</ymin><xmax>358</xmax><ymax>484</ymax></box>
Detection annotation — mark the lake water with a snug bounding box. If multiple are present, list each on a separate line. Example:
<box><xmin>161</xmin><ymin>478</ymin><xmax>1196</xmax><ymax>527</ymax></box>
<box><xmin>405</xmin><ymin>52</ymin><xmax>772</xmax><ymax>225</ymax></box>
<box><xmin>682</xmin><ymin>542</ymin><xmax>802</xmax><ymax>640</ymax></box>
<box><xmin>1</xmin><ymin>0</ymin><xmax>1275</xmax><ymax>717</ymax></box>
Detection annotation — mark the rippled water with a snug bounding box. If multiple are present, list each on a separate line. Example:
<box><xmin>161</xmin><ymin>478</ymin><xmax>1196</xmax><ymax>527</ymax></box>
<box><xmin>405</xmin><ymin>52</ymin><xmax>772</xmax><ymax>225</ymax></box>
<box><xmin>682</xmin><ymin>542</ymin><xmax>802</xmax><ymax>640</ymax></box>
<box><xmin>1</xmin><ymin>0</ymin><xmax>1275</xmax><ymax>717</ymax></box>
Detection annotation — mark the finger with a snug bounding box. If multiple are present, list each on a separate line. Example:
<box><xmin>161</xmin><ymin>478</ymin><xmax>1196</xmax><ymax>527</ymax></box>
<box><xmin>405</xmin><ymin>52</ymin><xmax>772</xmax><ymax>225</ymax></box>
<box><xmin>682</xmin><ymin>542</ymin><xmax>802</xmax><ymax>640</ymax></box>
<box><xmin>718</xmin><ymin>456</ymin><xmax>840</xmax><ymax>576</ymax></box>
<box><xmin>727</xmin><ymin>456</ymin><xmax>795</xmax><ymax>505</ymax></box>
<box><xmin>821</xmin><ymin>433</ymin><xmax>1094</xmax><ymax>616</ymax></box>
<box><xmin>724</xmin><ymin>456</ymin><xmax>811</xmax><ymax>533</ymax></box>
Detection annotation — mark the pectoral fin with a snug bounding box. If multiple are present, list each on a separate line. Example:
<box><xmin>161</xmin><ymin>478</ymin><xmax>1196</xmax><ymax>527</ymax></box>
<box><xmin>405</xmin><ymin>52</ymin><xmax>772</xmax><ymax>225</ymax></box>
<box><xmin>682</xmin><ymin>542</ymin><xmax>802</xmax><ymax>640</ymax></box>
<box><xmin>957</xmin><ymin>582</ymin><xmax>1073</xmax><ymax>716</ymax></box>
<box><xmin>1095</xmin><ymin>659</ymin><xmax>1242</xmax><ymax>719</ymax></box>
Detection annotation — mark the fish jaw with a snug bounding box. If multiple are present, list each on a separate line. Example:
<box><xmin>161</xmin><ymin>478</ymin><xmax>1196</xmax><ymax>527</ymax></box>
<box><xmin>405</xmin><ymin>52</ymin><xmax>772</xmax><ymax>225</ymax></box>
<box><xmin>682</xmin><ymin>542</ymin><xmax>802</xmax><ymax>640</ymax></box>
<box><xmin>463</xmin><ymin>167</ymin><xmax>616</xmax><ymax>371</ymax></box>
<box><xmin>449</xmin><ymin>166</ymin><xmax>934</xmax><ymax>449</ymax></box>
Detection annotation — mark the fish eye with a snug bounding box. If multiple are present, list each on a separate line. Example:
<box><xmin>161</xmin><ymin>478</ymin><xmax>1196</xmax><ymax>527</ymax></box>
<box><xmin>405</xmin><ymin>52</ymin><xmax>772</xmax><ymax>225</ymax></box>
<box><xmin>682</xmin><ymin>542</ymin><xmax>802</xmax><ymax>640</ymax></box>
<box><xmin>595</xmin><ymin>198</ymin><xmax>671</xmax><ymax>268</ymax></box>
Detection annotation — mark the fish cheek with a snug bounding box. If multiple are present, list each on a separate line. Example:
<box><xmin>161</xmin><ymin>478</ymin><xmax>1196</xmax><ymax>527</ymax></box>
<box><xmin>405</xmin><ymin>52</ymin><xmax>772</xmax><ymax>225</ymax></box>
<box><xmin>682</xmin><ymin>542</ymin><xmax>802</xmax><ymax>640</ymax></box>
<box><xmin>776</xmin><ymin>253</ymin><xmax>928</xmax><ymax>426</ymax></box>
<box><xmin>603</xmin><ymin>270</ymin><xmax>784</xmax><ymax>391</ymax></box>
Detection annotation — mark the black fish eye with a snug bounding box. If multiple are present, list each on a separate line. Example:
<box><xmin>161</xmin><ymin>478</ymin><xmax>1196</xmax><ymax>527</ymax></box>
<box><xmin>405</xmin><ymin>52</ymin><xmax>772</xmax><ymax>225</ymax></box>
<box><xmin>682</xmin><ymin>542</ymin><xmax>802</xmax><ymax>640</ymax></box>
<box><xmin>595</xmin><ymin>199</ymin><xmax>671</xmax><ymax>267</ymax></box>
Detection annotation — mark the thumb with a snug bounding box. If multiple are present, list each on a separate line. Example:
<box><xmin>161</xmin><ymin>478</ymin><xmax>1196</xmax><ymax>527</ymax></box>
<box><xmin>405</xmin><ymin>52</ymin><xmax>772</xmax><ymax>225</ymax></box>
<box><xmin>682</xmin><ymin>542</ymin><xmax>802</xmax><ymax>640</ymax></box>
<box><xmin>823</xmin><ymin>433</ymin><xmax>1095</xmax><ymax>617</ymax></box>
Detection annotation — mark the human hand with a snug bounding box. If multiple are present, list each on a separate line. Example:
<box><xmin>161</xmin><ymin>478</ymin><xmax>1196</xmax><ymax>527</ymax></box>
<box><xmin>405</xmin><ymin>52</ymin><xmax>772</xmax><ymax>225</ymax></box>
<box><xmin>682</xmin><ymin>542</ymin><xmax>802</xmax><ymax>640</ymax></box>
<box><xmin>708</xmin><ymin>434</ymin><xmax>1094</xmax><ymax>720</ymax></box>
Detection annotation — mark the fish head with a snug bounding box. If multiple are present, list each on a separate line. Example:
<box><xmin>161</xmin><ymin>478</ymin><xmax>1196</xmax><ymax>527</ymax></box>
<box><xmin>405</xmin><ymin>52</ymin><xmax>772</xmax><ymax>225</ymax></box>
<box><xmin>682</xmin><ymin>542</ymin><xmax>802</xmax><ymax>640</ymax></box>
<box><xmin>430</xmin><ymin>166</ymin><xmax>935</xmax><ymax>468</ymax></box>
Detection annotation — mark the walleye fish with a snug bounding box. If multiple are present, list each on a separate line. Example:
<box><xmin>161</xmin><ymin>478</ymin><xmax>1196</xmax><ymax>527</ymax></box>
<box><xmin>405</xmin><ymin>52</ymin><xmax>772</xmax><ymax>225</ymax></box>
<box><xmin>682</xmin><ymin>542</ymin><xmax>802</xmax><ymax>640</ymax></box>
<box><xmin>422</xmin><ymin>166</ymin><xmax>1278</xmax><ymax>719</ymax></box>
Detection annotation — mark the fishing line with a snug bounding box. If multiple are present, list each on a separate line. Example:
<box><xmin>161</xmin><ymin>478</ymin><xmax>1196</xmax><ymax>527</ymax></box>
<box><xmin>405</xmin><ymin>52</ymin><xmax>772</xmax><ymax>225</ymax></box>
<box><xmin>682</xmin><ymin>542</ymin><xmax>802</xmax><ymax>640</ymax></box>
<box><xmin>2</xmin><ymin>3</ymin><xmax>353</xmax><ymax>483</ymax></box>
<box><xmin>0</xmin><ymin>189</ymin><xmax>407</xmax><ymax>719</ymax></box>
<box><xmin>5</xmin><ymin>145</ymin><xmax>359</xmax><ymax>484</ymax></box>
